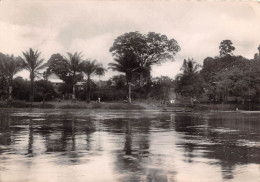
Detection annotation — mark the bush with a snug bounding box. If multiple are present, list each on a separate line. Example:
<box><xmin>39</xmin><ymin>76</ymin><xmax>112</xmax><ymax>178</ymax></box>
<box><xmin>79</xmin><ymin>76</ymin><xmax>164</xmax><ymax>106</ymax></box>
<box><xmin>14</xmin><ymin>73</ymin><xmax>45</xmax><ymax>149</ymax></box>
<box><xmin>12</xmin><ymin>77</ymin><xmax>30</xmax><ymax>101</ymax></box>
<box><xmin>34</xmin><ymin>80</ymin><xmax>56</xmax><ymax>101</ymax></box>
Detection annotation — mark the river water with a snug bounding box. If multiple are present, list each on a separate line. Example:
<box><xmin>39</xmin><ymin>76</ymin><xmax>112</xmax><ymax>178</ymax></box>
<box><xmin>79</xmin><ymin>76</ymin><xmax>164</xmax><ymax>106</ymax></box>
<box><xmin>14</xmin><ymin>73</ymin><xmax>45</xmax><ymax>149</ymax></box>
<box><xmin>0</xmin><ymin>109</ymin><xmax>259</xmax><ymax>182</ymax></box>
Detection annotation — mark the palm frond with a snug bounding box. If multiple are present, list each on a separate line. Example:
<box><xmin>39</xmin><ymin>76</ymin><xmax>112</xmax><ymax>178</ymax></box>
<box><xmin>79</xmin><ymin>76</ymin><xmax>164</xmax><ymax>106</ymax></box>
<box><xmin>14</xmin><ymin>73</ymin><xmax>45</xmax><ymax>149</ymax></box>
<box><xmin>35</xmin><ymin>60</ymin><xmax>47</xmax><ymax>71</ymax></box>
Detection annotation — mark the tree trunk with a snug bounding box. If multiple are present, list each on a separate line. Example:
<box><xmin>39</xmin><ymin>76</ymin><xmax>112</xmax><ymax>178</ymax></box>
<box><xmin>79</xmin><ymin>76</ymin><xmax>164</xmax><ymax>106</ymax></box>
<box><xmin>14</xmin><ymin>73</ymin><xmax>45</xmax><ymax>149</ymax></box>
<box><xmin>72</xmin><ymin>84</ymin><xmax>76</xmax><ymax>102</ymax></box>
<box><xmin>8</xmin><ymin>85</ymin><xmax>13</xmax><ymax>101</ymax></box>
<box><xmin>87</xmin><ymin>76</ymin><xmax>91</xmax><ymax>103</ymax></box>
<box><xmin>30</xmin><ymin>78</ymin><xmax>34</xmax><ymax>102</ymax></box>
<box><xmin>127</xmin><ymin>82</ymin><xmax>132</xmax><ymax>103</ymax></box>
<box><xmin>98</xmin><ymin>76</ymin><xmax>101</xmax><ymax>98</ymax></box>
<box><xmin>72</xmin><ymin>72</ymin><xmax>76</xmax><ymax>102</ymax></box>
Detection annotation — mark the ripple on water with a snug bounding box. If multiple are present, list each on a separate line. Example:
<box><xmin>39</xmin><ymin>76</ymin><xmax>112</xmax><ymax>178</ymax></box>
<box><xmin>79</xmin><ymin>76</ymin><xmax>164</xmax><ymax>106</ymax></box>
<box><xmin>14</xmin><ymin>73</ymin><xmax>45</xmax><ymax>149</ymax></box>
<box><xmin>0</xmin><ymin>110</ymin><xmax>260</xmax><ymax>182</ymax></box>
<box><xmin>211</xmin><ymin>127</ymin><xmax>239</xmax><ymax>133</ymax></box>
<box><xmin>236</xmin><ymin>139</ymin><xmax>260</xmax><ymax>147</ymax></box>
<box><xmin>10</xmin><ymin>112</ymin><xmax>45</xmax><ymax>117</ymax></box>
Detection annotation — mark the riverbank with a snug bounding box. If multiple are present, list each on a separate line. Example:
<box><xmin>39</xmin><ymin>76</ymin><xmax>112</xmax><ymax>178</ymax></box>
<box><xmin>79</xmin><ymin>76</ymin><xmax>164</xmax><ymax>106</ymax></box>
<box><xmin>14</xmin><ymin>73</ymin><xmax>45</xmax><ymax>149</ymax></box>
<box><xmin>0</xmin><ymin>100</ymin><xmax>147</xmax><ymax>110</ymax></box>
<box><xmin>0</xmin><ymin>100</ymin><xmax>258</xmax><ymax>111</ymax></box>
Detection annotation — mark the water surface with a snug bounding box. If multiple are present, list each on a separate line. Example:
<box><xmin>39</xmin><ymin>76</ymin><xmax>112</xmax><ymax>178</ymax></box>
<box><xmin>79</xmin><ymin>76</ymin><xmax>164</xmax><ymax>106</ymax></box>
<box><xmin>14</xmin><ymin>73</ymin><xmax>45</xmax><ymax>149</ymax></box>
<box><xmin>0</xmin><ymin>109</ymin><xmax>259</xmax><ymax>182</ymax></box>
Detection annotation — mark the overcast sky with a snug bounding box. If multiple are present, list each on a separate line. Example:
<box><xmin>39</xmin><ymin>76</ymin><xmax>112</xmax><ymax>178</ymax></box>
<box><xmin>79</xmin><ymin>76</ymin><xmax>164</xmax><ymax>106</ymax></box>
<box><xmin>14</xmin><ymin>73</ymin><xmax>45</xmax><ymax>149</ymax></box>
<box><xmin>1</xmin><ymin>0</ymin><xmax>260</xmax><ymax>80</ymax></box>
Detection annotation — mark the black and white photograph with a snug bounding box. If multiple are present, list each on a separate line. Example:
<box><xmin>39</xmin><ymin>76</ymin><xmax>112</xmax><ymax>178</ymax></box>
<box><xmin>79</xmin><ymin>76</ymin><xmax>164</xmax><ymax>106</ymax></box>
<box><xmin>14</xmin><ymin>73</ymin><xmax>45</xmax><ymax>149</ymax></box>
<box><xmin>0</xmin><ymin>0</ymin><xmax>260</xmax><ymax>181</ymax></box>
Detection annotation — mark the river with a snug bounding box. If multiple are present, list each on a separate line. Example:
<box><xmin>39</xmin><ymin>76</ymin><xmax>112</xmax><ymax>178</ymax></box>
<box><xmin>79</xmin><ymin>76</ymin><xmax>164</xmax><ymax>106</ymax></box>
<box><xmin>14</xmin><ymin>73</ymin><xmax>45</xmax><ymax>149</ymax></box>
<box><xmin>0</xmin><ymin>109</ymin><xmax>259</xmax><ymax>182</ymax></box>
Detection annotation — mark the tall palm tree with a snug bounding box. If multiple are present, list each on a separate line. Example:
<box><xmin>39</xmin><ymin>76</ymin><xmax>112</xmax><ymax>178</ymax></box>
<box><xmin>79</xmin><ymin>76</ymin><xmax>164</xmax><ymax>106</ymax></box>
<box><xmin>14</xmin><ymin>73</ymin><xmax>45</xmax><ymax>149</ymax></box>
<box><xmin>0</xmin><ymin>54</ymin><xmax>23</xmax><ymax>101</ymax></box>
<box><xmin>95</xmin><ymin>65</ymin><xmax>106</xmax><ymax>99</ymax></box>
<box><xmin>82</xmin><ymin>60</ymin><xmax>106</xmax><ymax>103</ymax></box>
<box><xmin>46</xmin><ymin>52</ymin><xmax>84</xmax><ymax>101</ymax></box>
<box><xmin>65</xmin><ymin>52</ymin><xmax>84</xmax><ymax>100</ymax></box>
<box><xmin>108</xmin><ymin>52</ymin><xmax>139</xmax><ymax>103</ymax></box>
<box><xmin>21</xmin><ymin>48</ymin><xmax>47</xmax><ymax>102</ymax></box>
<box><xmin>96</xmin><ymin>66</ymin><xmax>106</xmax><ymax>86</ymax></box>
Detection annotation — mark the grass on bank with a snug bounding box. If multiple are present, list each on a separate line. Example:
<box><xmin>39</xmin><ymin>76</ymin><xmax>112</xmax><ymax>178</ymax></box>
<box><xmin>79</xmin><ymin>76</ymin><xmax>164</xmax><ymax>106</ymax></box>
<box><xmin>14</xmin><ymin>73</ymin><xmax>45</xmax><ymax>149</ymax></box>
<box><xmin>0</xmin><ymin>99</ymin><xmax>255</xmax><ymax>111</ymax></box>
<box><xmin>0</xmin><ymin>100</ymin><xmax>146</xmax><ymax>110</ymax></box>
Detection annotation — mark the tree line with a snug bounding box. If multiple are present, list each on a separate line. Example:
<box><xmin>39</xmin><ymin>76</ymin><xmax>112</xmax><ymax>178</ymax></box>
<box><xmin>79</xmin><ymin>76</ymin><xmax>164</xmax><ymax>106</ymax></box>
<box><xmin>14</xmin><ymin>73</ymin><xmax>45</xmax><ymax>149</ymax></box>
<box><xmin>0</xmin><ymin>31</ymin><xmax>180</xmax><ymax>103</ymax></box>
<box><xmin>176</xmin><ymin>40</ymin><xmax>260</xmax><ymax>105</ymax></box>
<box><xmin>0</xmin><ymin>31</ymin><xmax>260</xmax><ymax>105</ymax></box>
<box><xmin>0</xmin><ymin>50</ymin><xmax>107</xmax><ymax>102</ymax></box>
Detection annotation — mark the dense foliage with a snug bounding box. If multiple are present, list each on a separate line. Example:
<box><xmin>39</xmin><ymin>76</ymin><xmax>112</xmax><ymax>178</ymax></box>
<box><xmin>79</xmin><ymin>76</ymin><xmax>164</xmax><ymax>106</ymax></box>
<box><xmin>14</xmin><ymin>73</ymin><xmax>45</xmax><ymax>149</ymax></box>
<box><xmin>82</xmin><ymin>60</ymin><xmax>106</xmax><ymax>102</ymax></box>
<box><xmin>46</xmin><ymin>52</ymin><xmax>84</xmax><ymax>100</ymax></box>
<box><xmin>219</xmin><ymin>40</ymin><xmax>235</xmax><ymax>57</ymax></box>
<box><xmin>175</xmin><ymin>59</ymin><xmax>205</xmax><ymax>105</ymax></box>
<box><xmin>0</xmin><ymin>36</ymin><xmax>260</xmax><ymax>105</ymax></box>
<box><xmin>110</xmin><ymin>31</ymin><xmax>180</xmax><ymax>86</ymax></box>
<box><xmin>201</xmin><ymin>55</ymin><xmax>260</xmax><ymax>103</ymax></box>
<box><xmin>20</xmin><ymin>48</ymin><xmax>47</xmax><ymax>101</ymax></box>
<box><xmin>109</xmin><ymin>31</ymin><xmax>180</xmax><ymax>102</ymax></box>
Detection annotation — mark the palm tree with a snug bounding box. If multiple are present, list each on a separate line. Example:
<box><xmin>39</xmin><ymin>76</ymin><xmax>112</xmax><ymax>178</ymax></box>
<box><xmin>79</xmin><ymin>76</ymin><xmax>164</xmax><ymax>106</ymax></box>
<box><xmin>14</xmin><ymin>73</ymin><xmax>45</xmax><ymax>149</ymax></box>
<box><xmin>0</xmin><ymin>54</ymin><xmax>23</xmax><ymax>101</ymax></box>
<box><xmin>176</xmin><ymin>58</ymin><xmax>202</xmax><ymax>106</ymax></box>
<box><xmin>96</xmin><ymin>66</ymin><xmax>106</xmax><ymax>86</ymax></box>
<box><xmin>46</xmin><ymin>52</ymin><xmax>84</xmax><ymax>101</ymax></box>
<box><xmin>95</xmin><ymin>65</ymin><xmax>106</xmax><ymax>100</ymax></box>
<box><xmin>65</xmin><ymin>52</ymin><xmax>84</xmax><ymax>101</ymax></box>
<box><xmin>180</xmin><ymin>58</ymin><xmax>201</xmax><ymax>75</ymax></box>
<box><xmin>108</xmin><ymin>52</ymin><xmax>139</xmax><ymax>103</ymax></box>
<box><xmin>21</xmin><ymin>48</ymin><xmax>47</xmax><ymax>102</ymax></box>
<box><xmin>82</xmin><ymin>60</ymin><xmax>106</xmax><ymax>103</ymax></box>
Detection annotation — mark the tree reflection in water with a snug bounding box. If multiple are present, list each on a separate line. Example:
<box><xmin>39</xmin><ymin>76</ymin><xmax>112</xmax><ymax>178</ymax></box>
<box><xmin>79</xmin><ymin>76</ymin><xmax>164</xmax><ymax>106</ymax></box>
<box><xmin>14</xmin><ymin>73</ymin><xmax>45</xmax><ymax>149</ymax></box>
<box><xmin>0</xmin><ymin>110</ymin><xmax>259</xmax><ymax>182</ymax></box>
<box><xmin>0</xmin><ymin>113</ymin><xmax>11</xmax><ymax>147</ymax></box>
<box><xmin>174</xmin><ymin>112</ymin><xmax>260</xmax><ymax>180</ymax></box>
<box><xmin>103</xmin><ymin>115</ymin><xmax>173</xmax><ymax>182</ymax></box>
<box><xmin>27</xmin><ymin>118</ymin><xmax>34</xmax><ymax>156</ymax></box>
<box><xmin>124</xmin><ymin>120</ymin><xmax>132</xmax><ymax>155</ymax></box>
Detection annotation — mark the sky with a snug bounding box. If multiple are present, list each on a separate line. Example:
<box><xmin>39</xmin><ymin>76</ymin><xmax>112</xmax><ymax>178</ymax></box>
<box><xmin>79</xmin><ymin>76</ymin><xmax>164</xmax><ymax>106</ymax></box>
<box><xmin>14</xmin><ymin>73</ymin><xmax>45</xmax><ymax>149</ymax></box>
<box><xmin>0</xmin><ymin>0</ymin><xmax>260</xmax><ymax>80</ymax></box>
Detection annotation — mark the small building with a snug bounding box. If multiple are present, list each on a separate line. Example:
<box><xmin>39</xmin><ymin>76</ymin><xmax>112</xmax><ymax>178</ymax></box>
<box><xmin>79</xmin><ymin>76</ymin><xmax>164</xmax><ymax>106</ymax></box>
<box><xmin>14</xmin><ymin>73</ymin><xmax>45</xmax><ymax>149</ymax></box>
<box><xmin>168</xmin><ymin>88</ymin><xmax>176</xmax><ymax>101</ymax></box>
<box><xmin>49</xmin><ymin>78</ymin><xmax>63</xmax><ymax>93</ymax></box>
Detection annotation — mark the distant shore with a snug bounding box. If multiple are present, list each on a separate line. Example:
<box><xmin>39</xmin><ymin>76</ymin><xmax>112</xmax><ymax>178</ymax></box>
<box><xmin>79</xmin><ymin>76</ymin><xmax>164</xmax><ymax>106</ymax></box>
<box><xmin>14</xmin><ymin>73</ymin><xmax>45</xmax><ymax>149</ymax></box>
<box><xmin>0</xmin><ymin>100</ymin><xmax>258</xmax><ymax>111</ymax></box>
<box><xmin>0</xmin><ymin>100</ymin><xmax>192</xmax><ymax>111</ymax></box>
<box><xmin>0</xmin><ymin>100</ymin><xmax>147</xmax><ymax>110</ymax></box>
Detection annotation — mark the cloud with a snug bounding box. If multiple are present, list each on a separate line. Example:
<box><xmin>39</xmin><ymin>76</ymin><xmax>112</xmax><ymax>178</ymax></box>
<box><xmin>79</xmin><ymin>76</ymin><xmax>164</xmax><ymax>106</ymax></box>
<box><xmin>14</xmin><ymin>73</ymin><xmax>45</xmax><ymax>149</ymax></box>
<box><xmin>70</xmin><ymin>33</ymin><xmax>112</xmax><ymax>61</ymax></box>
<box><xmin>0</xmin><ymin>1</ymin><xmax>260</xmax><ymax>80</ymax></box>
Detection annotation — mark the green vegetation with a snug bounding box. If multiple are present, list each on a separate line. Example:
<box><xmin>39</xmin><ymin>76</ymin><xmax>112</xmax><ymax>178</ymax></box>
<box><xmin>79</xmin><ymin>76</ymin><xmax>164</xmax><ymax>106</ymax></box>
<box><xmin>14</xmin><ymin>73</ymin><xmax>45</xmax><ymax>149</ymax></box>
<box><xmin>110</xmin><ymin>32</ymin><xmax>180</xmax><ymax>87</ymax></box>
<box><xmin>0</xmin><ymin>54</ymin><xmax>23</xmax><ymax>101</ymax></box>
<box><xmin>175</xmin><ymin>58</ymin><xmax>205</xmax><ymax>106</ymax></box>
<box><xmin>46</xmin><ymin>52</ymin><xmax>84</xmax><ymax>100</ymax></box>
<box><xmin>174</xmin><ymin>40</ymin><xmax>260</xmax><ymax>106</ymax></box>
<box><xmin>20</xmin><ymin>48</ymin><xmax>47</xmax><ymax>101</ymax></box>
<box><xmin>201</xmin><ymin>55</ymin><xmax>260</xmax><ymax>103</ymax></box>
<box><xmin>0</xmin><ymin>100</ymin><xmax>145</xmax><ymax>110</ymax></box>
<box><xmin>0</xmin><ymin>34</ymin><xmax>260</xmax><ymax>109</ymax></box>
<box><xmin>219</xmin><ymin>40</ymin><xmax>235</xmax><ymax>57</ymax></box>
<box><xmin>82</xmin><ymin>60</ymin><xmax>106</xmax><ymax>102</ymax></box>
<box><xmin>109</xmin><ymin>31</ymin><xmax>180</xmax><ymax>103</ymax></box>
<box><xmin>109</xmin><ymin>52</ymin><xmax>139</xmax><ymax>103</ymax></box>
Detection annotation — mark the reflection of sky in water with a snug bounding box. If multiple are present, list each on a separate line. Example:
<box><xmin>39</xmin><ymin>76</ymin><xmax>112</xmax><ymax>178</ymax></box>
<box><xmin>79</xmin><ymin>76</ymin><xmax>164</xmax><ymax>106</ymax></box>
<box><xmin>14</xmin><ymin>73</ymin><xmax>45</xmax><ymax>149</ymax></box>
<box><xmin>0</xmin><ymin>109</ymin><xmax>259</xmax><ymax>182</ymax></box>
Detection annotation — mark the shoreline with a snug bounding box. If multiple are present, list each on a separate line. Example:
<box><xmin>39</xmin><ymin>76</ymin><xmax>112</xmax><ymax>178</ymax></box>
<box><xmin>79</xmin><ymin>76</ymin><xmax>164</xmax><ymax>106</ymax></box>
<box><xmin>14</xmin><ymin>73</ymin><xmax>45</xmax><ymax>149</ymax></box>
<box><xmin>0</xmin><ymin>100</ymin><xmax>258</xmax><ymax>111</ymax></box>
<box><xmin>0</xmin><ymin>100</ymin><xmax>147</xmax><ymax>110</ymax></box>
